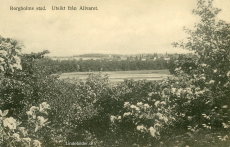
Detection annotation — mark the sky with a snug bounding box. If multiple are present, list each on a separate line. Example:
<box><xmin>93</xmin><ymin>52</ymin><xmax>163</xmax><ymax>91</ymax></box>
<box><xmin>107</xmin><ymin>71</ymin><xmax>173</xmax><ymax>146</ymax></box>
<box><xmin>0</xmin><ymin>0</ymin><xmax>230</xmax><ymax>56</ymax></box>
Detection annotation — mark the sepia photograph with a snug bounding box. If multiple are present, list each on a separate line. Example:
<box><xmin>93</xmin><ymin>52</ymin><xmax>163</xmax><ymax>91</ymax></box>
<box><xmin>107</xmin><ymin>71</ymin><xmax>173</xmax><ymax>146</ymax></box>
<box><xmin>0</xmin><ymin>0</ymin><xmax>230</xmax><ymax>146</ymax></box>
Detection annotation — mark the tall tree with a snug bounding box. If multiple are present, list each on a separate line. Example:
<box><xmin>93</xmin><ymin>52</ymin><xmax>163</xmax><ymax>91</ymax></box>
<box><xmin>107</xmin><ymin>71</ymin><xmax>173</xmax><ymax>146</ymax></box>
<box><xmin>172</xmin><ymin>0</ymin><xmax>230</xmax><ymax>88</ymax></box>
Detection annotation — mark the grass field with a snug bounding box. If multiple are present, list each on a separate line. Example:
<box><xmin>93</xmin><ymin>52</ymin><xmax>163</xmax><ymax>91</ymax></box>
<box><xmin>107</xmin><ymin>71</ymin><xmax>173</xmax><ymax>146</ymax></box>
<box><xmin>59</xmin><ymin>70</ymin><xmax>172</xmax><ymax>83</ymax></box>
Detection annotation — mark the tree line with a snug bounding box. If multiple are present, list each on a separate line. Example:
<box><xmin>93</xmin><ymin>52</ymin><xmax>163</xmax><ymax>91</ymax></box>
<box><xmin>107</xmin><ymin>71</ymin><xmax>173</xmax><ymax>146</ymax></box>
<box><xmin>35</xmin><ymin>57</ymin><xmax>169</xmax><ymax>74</ymax></box>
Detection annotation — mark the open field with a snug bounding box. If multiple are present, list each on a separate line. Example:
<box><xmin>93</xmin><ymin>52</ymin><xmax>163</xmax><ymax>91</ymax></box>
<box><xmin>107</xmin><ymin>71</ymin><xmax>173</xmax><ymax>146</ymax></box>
<box><xmin>59</xmin><ymin>69</ymin><xmax>172</xmax><ymax>83</ymax></box>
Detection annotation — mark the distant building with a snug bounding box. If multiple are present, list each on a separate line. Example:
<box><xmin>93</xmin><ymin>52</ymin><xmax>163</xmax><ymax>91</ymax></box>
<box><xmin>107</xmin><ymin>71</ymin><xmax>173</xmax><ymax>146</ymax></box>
<box><xmin>120</xmin><ymin>57</ymin><xmax>127</xmax><ymax>60</ymax></box>
<box><xmin>164</xmin><ymin>57</ymin><xmax>170</xmax><ymax>61</ymax></box>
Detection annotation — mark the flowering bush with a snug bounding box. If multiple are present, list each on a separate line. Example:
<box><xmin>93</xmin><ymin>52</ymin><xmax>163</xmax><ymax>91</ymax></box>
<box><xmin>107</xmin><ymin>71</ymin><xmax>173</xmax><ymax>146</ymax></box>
<box><xmin>165</xmin><ymin>0</ymin><xmax>230</xmax><ymax>146</ymax></box>
<box><xmin>0</xmin><ymin>36</ymin><xmax>22</xmax><ymax>76</ymax></box>
<box><xmin>1</xmin><ymin>102</ymin><xmax>50</xmax><ymax>147</ymax></box>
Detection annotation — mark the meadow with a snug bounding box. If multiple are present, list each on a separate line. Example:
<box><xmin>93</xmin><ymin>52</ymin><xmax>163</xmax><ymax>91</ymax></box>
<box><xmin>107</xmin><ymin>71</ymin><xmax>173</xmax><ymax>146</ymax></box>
<box><xmin>58</xmin><ymin>69</ymin><xmax>172</xmax><ymax>82</ymax></box>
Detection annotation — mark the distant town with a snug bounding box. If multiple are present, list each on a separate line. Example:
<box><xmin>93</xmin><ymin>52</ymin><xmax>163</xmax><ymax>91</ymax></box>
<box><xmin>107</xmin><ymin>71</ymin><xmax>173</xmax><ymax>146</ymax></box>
<box><xmin>48</xmin><ymin>53</ymin><xmax>195</xmax><ymax>62</ymax></box>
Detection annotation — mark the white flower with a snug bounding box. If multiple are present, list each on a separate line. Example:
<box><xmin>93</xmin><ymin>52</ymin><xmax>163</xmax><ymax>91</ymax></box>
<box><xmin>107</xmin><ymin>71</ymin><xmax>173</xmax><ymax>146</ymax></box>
<box><xmin>148</xmin><ymin>92</ymin><xmax>154</xmax><ymax>96</ymax></box>
<box><xmin>195</xmin><ymin>91</ymin><xmax>199</xmax><ymax>96</ymax></box>
<box><xmin>137</xmin><ymin>102</ymin><xmax>143</xmax><ymax>106</ymax></box>
<box><xmin>154</xmin><ymin>101</ymin><xmax>160</xmax><ymax>107</ymax></box>
<box><xmin>186</xmin><ymin>87</ymin><xmax>193</xmax><ymax>94</ymax></box>
<box><xmin>213</xmin><ymin>49</ymin><xmax>217</xmax><ymax>52</ymax></box>
<box><xmin>37</xmin><ymin>116</ymin><xmax>47</xmax><ymax>126</ymax></box>
<box><xmin>144</xmin><ymin>104</ymin><xmax>150</xmax><ymax>108</ymax></box>
<box><xmin>181</xmin><ymin>113</ymin><xmax>186</xmax><ymax>117</ymax></box>
<box><xmin>0</xmin><ymin>57</ymin><xmax>5</xmax><ymax>62</ymax></box>
<box><xmin>227</xmin><ymin>71</ymin><xmax>230</xmax><ymax>77</ymax></box>
<box><xmin>22</xmin><ymin>138</ymin><xmax>31</xmax><ymax>142</ymax></box>
<box><xmin>160</xmin><ymin>101</ymin><xmax>166</xmax><ymax>105</ymax></box>
<box><xmin>124</xmin><ymin>102</ymin><xmax>130</xmax><ymax>108</ymax></box>
<box><xmin>175</xmin><ymin>88</ymin><xmax>184</xmax><ymax>97</ymax></box>
<box><xmin>130</xmin><ymin>105</ymin><xmax>140</xmax><ymax>111</ymax></box>
<box><xmin>110</xmin><ymin>115</ymin><xmax>116</xmax><ymax>123</ymax></box>
<box><xmin>130</xmin><ymin>105</ymin><xmax>136</xmax><ymax>109</ymax></box>
<box><xmin>200</xmin><ymin>63</ymin><xmax>207</xmax><ymax>67</ymax></box>
<box><xmin>30</xmin><ymin>106</ymin><xmax>39</xmax><ymax>112</ymax></box>
<box><xmin>200</xmin><ymin>75</ymin><xmax>206</xmax><ymax>80</ymax></box>
<box><xmin>136</xmin><ymin>125</ymin><xmax>147</xmax><ymax>132</ymax></box>
<box><xmin>15</xmin><ymin>49</ymin><xmax>21</xmax><ymax>54</ymax></box>
<box><xmin>171</xmin><ymin>88</ymin><xmax>176</xmax><ymax>94</ymax></box>
<box><xmin>12</xmin><ymin>133</ymin><xmax>20</xmax><ymax>141</ymax></box>
<box><xmin>18</xmin><ymin>127</ymin><xmax>27</xmax><ymax>136</ymax></box>
<box><xmin>209</xmin><ymin>80</ymin><xmax>215</xmax><ymax>84</ymax></box>
<box><xmin>3</xmin><ymin>117</ymin><xmax>17</xmax><ymax>130</ymax></box>
<box><xmin>26</xmin><ymin>111</ymin><xmax>33</xmax><ymax>116</ymax></box>
<box><xmin>213</xmin><ymin>69</ymin><xmax>217</xmax><ymax>73</ymax></box>
<box><xmin>149</xmin><ymin>127</ymin><xmax>156</xmax><ymax>137</ymax></box>
<box><xmin>156</xmin><ymin>113</ymin><xmax>164</xmax><ymax>120</ymax></box>
<box><xmin>177</xmin><ymin>88</ymin><xmax>183</xmax><ymax>93</ymax></box>
<box><xmin>33</xmin><ymin>140</ymin><xmax>41</xmax><ymax>147</ymax></box>
<box><xmin>13</xmin><ymin>55</ymin><xmax>21</xmax><ymax>63</ymax></box>
<box><xmin>39</xmin><ymin>102</ymin><xmax>50</xmax><ymax>112</ymax></box>
<box><xmin>154</xmin><ymin>122</ymin><xmax>161</xmax><ymax>127</ymax></box>
<box><xmin>40</xmin><ymin>102</ymin><xmax>50</xmax><ymax>110</ymax></box>
<box><xmin>187</xmin><ymin>116</ymin><xmax>193</xmax><ymax>121</ymax></box>
<box><xmin>222</xmin><ymin>105</ymin><xmax>228</xmax><ymax>109</ymax></box>
<box><xmin>163</xmin><ymin>117</ymin><xmax>168</xmax><ymax>122</ymax></box>
<box><xmin>117</xmin><ymin>116</ymin><xmax>121</xmax><ymax>120</ymax></box>
<box><xmin>174</xmin><ymin>68</ymin><xmax>179</xmax><ymax>71</ymax></box>
<box><xmin>12</xmin><ymin>63</ymin><xmax>22</xmax><ymax>70</ymax></box>
<box><xmin>123</xmin><ymin>112</ymin><xmax>131</xmax><ymax>117</ymax></box>
<box><xmin>0</xmin><ymin>65</ymin><xmax>4</xmax><ymax>71</ymax></box>
<box><xmin>0</xmin><ymin>50</ymin><xmax>7</xmax><ymax>56</ymax></box>
<box><xmin>27</xmin><ymin>110</ymin><xmax>36</xmax><ymax>119</ymax></box>
<box><xmin>135</xmin><ymin>107</ymin><xmax>140</xmax><ymax>111</ymax></box>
